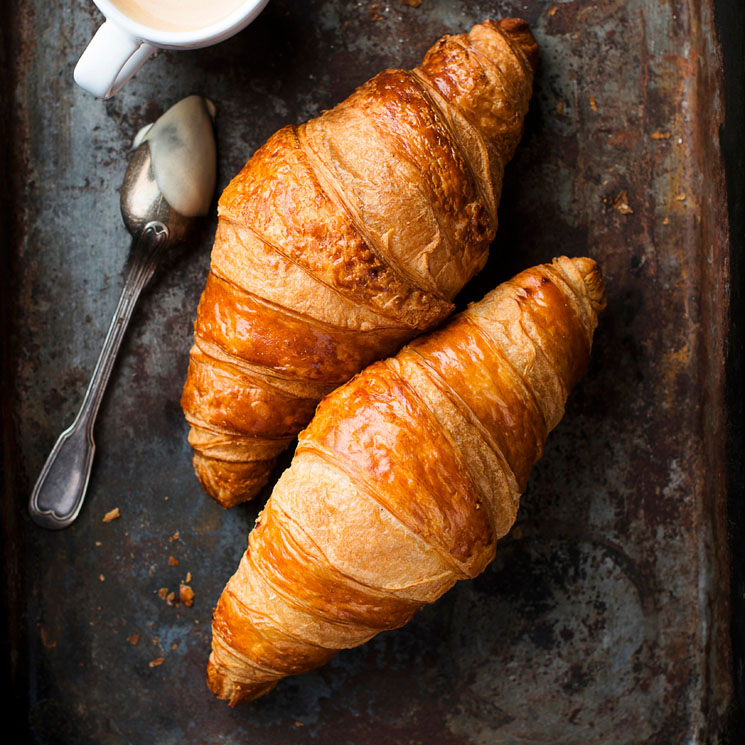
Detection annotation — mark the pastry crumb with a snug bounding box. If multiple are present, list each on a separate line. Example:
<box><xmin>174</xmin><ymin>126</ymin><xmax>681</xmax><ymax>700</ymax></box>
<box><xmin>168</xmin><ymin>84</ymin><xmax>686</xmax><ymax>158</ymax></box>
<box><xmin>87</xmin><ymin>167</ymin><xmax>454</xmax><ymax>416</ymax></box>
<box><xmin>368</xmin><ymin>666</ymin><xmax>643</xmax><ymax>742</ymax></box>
<box><xmin>103</xmin><ymin>507</ymin><xmax>120</xmax><ymax>523</ymax></box>
<box><xmin>180</xmin><ymin>583</ymin><xmax>195</xmax><ymax>607</ymax></box>
<box><xmin>651</xmin><ymin>130</ymin><xmax>671</xmax><ymax>140</ymax></box>
<box><xmin>401</xmin><ymin>0</ymin><xmax>423</xmax><ymax>7</ymax></box>
<box><xmin>612</xmin><ymin>190</ymin><xmax>634</xmax><ymax>215</ymax></box>
<box><xmin>158</xmin><ymin>587</ymin><xmax>169</xmax><ymax>600</ymax></box>
<box><xmin>148</xmin><ymin>657</ymin><xmax>165</xmax><ymax>668</ymax></box>
<box><xmin>589</xmin><ymin>97</ymin><xmax>598</xmax><ymax>112</ymax></box>
<box><xmin>168</xmin><ymin>555</ymin><xmax>179</xmax><ymax>566</ymax></box>
<box><xmin>127</xmin><ymin>634</ymin><xmax>140</xmax><ymax>646</ymax></box>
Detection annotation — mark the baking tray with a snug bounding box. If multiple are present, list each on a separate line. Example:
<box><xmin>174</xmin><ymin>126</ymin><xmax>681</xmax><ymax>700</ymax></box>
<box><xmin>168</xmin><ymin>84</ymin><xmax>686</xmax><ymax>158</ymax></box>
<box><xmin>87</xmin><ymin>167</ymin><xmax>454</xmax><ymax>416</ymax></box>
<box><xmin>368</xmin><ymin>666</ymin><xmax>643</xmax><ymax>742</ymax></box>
<box><xmin>2</xmin><ymin>0</ymin><xmax>740</xmax><ymax>743</ymax></box>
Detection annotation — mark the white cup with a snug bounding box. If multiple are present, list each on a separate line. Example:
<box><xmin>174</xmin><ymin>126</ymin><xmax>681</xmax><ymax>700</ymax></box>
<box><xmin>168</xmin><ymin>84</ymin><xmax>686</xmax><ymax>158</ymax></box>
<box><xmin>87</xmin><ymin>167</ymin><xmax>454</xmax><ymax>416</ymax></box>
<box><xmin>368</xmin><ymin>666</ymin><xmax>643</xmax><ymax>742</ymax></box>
<box><xmin>74</xmin><ymin>0</ymin><xmax>270</xmax><ymax>98</ymax></box>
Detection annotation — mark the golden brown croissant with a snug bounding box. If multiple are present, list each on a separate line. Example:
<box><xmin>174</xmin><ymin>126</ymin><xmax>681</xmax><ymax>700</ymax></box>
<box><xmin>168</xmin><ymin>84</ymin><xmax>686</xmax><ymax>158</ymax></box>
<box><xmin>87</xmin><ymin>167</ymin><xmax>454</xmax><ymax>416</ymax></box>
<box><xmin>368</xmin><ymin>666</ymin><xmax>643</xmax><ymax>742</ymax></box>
<box><xmin>207</xmin><ymin>256</ymin><xmax>606</xmax><ymax>704</ymax></box>
<box><xmin>181</xmin><ymin>18</ymin><xmax>539</xmax><ymax>507</ymax></box>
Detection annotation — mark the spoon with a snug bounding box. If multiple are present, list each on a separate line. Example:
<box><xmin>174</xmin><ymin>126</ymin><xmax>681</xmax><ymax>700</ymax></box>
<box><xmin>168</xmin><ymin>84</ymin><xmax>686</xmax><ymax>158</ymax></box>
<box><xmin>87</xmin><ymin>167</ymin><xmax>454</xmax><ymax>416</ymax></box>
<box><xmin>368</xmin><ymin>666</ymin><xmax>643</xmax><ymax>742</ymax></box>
<box><xmin>29</xmin><ymin>96</ymin><xmax>216</xmax><ymax>529</ymax></box>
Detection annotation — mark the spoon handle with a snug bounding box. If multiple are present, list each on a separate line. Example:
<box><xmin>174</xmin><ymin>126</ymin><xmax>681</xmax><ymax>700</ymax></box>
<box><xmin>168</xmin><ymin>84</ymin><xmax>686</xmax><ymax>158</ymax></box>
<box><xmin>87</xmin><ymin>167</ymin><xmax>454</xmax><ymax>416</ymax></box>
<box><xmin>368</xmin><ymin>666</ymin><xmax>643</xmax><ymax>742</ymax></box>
<box><xmin>29</xmin><ymin>222</ymin><xmax>170</xmax><ymax>529</ymax></box>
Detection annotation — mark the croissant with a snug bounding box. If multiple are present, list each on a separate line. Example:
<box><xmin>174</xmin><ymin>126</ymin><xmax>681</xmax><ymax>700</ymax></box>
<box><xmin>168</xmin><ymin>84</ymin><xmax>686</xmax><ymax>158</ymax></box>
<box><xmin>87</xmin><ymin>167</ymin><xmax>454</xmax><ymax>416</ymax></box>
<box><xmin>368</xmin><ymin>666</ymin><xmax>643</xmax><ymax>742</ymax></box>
<box><xmin>181</xmin><ymin>18</ymin><xmax>539</xmax><ymax>507</ymax></box>
<box><xmin>207</xmin><ymin>256</ymin><xmax>606</xmax><ymax>704</ymax></box>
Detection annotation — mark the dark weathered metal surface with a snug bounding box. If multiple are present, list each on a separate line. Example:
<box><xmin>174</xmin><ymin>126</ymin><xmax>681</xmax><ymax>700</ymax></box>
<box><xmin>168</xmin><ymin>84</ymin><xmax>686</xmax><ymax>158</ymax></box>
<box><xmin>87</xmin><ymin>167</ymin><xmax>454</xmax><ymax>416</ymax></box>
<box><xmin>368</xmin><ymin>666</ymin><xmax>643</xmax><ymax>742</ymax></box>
<box><xmin>718</xmin><ymin>0</ymin><xmax>745</xmax><ymax>736</ymax></box>
<box><xmin>2</xmin><ymin>0</ymin><xmax>737</xmax><ymax>743</ymax></box>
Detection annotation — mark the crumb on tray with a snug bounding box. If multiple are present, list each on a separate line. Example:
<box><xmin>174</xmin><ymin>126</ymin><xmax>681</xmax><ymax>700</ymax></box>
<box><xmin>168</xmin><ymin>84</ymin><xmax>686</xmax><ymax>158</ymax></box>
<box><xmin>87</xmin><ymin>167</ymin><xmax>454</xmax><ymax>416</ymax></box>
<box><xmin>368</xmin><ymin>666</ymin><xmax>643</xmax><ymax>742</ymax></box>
<box><xmin>102</xmin><ymin>507</ymin><xmax>120</xmax><ymax>523</ymax></box>
<box><xmin>612</xmin><ymin>190</ymin><xmax>634</xmax><ymax>215</ymax></box>
<box><xmin>180</xmin><ymin>583</ymin><xmax>195</xmax><ymax>607</ymax></box>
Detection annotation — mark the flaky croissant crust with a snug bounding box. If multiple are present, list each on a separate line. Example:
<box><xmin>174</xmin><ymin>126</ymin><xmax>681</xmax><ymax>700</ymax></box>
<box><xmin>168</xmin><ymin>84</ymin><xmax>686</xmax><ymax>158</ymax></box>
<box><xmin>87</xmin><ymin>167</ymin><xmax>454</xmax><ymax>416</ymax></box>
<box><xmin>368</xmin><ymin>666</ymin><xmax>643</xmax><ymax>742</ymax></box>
<box><xmin>182</xmin><ymin>19</ymin><xmax>538</xmax><ymax>506</ymax></box>
<box><xmin>208</xmin><ymin>256</ymin><xmax>606</xmax><ymax>705</ymax></box>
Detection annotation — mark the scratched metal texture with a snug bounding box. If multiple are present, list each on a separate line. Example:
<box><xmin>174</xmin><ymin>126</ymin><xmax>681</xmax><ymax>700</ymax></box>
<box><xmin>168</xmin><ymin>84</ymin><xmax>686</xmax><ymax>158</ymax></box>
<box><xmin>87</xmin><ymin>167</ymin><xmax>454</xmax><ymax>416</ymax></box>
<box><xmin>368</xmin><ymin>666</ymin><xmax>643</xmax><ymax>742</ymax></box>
<box><xmin>1</xmin><ymin>0</ymin><xmax>737</xmax><ymax>743</ymax></box>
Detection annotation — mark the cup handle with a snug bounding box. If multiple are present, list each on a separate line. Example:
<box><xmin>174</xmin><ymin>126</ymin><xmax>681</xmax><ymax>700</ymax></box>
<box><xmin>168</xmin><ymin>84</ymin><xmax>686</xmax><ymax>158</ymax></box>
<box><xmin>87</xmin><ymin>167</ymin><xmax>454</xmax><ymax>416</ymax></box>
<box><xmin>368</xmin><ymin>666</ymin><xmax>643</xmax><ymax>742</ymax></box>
<box><xmin>74</xmin><ymin>20</ymin><xmax>157</xmax><ymax>98</ymax></box>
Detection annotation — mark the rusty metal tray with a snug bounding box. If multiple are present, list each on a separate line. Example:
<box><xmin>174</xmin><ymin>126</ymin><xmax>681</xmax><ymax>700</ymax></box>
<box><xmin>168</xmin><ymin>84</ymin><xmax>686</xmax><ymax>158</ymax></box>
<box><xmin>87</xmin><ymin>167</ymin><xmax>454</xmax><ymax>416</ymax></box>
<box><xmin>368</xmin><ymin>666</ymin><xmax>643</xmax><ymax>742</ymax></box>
<box><xmin>2</xmin><ymin>0</ymin><xmax>741</xmax><ymax>743</ymax></box>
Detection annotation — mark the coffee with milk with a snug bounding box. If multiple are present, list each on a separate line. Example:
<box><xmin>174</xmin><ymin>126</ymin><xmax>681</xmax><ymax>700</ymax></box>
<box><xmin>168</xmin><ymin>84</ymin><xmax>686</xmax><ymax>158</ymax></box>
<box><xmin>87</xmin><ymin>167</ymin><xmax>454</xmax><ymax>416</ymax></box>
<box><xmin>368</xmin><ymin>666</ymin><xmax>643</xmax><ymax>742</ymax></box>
<box><xmin>110</xmin><ymin>0</ymin><xmax>248</xmax><ymax>31</ymax></box>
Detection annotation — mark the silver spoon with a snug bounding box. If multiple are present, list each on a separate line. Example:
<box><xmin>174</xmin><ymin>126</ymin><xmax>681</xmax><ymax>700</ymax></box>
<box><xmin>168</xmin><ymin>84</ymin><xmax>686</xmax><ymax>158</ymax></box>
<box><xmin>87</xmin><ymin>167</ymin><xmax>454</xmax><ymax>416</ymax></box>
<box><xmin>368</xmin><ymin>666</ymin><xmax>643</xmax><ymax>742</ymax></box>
<box><xmin>29</xmin><ymin>95</ymin><xmax>216</xmax><ymax>529</ymax></box>
<box><xmin>28</xmin><ymin>142</ymin><xmax>195</xmax><ymax>529</ymax></box>
<box><xmin>27</xmin><ymin>107</ymin><xmax>215</xmax><ymax>528</ymax></box>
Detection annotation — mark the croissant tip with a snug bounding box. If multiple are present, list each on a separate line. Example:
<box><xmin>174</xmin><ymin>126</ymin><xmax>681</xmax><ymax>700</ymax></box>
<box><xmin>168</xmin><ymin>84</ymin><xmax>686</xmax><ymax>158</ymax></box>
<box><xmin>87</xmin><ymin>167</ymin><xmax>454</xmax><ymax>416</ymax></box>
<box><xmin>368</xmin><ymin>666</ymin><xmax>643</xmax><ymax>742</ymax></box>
<box><xmin>207</xmin><ymin>656</ymin><xmax>278</xmax><ymax>706</ymax></box>
<box><xmin>567</xmin><ymin>256</ymin><xmax>607</xmax><ymax>313</ymax></box>
<box><xmin>192</xmin><ymin>452</ymin><xmax>275</xmax><ymax>508</ymax></box>
<box><xmin>495</xmin><ymin>17</ymin><xmax>539</xmax><ymax>73</ymax></box>
<box><xmin>206</xmin><ymin>657</ymin><xmax>233</xmax><ymax>702</ymax></box>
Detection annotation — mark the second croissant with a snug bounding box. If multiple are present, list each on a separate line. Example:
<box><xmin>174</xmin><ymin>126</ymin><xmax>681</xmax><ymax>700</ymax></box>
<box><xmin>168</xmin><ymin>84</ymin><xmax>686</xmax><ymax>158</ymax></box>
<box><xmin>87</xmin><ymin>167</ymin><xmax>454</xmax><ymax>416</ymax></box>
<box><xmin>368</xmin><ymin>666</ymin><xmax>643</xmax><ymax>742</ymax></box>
<box><xmin>207</xmin><ymin>256</ymin><xmax>606</xmax><ymax>704</ymax></box>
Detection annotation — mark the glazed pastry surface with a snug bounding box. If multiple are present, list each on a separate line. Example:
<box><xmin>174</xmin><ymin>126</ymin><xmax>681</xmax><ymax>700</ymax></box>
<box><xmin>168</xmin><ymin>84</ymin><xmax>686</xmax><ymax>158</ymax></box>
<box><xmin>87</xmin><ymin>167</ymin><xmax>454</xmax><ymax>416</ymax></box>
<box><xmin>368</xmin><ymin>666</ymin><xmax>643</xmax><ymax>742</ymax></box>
<box><xmin>207</xmin><ymin>256</ymin><xmax>606</xmax><ymax>704</ymax></box>
<box><xmin>181</xmin><ymin>18</ymin><xmax>538</xmax><ymax>506</ymax></box>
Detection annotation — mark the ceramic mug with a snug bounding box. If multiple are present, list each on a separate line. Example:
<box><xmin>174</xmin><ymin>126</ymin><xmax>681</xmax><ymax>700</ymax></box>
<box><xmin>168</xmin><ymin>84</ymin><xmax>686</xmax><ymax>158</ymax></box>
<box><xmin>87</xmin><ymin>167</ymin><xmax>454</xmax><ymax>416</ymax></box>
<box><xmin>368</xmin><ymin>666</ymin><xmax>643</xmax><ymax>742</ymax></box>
<box><xmin>74</xmin><ymin>0</ymin><xmax>270</xmax><ymax>98</ymax></box>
